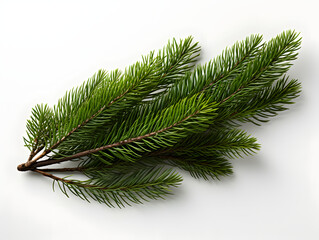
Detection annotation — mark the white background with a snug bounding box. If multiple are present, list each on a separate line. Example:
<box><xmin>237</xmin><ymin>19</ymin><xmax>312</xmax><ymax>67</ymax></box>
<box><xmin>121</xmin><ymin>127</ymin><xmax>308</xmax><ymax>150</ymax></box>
<box><xmin>1</xmin><ymin>0</ymin><xmax>319</xmax><ymax>239</ymax></box>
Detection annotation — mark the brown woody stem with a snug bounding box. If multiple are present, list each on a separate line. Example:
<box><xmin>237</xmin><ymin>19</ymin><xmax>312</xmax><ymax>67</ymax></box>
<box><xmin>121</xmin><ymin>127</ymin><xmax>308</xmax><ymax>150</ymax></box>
<box><xmin>33</xmin><ymin>169</ymin><xmax>119</xmax><ymax>190</ymax></box>
<box><xmin>35</xmin><ymin>167</ymin><xmax>86</xmax><ymax>172</ymax></box>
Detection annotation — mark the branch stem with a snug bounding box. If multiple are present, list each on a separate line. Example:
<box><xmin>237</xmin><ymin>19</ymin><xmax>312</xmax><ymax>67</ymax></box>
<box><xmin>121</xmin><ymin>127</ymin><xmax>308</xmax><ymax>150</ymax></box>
<box><xmin>36</xmin><ymin>167</ymin><xmax>86</xmax><ymax>172</ymax></box>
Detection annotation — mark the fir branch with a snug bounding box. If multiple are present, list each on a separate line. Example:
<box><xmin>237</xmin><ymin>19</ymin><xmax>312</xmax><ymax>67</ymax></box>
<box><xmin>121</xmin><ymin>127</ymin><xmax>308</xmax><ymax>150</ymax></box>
<box><xmin>72</xmin><ymin>37</ymin><xmax>201</xmax><ymax>150</ymax></box>
<box><xmin>20</xmin><ymin>94</ymin><xmax>217</xmax><ymax>170</ymax></box>
<box><xmin>135</xmin><ymin>34</ymin><xmax>263</xmax><ymax>114</ymax></box>
<box><xmin>155</xmin><ymin>128</ymin><xmax>260</xmax><ymax>159</ymax></box>
<box><xmin>18</xmin><ymin>31</ymin><xmax>302</xmax><ymax>207</ymax></box>
<box><xmin>26</xmin><ymin>37</ymin><xmax>200</xmax><ymax>165</ymax></box>
<box><xmin>221</xmin><ymin>77</ymin><xmax>301</xmax><ymax>125</ymax></box>
<box><xmin>215</xmin><ymin>30</ymin><xmax>301</xmax><ymax>125</ymax></box>
<box><xmin>161</xmin><ymin>155</ymin><xmax>233</xmax><ymax>180</ymax></box>
<box><xmin>34</xmin><ymin>167</ymin><xmax>182</xmax><ymax>208</ymax></box>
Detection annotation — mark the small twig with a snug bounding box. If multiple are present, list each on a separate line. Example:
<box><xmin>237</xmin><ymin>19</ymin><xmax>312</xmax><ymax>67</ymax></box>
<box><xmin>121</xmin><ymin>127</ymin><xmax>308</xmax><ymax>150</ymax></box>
<box><xmin>27</xmin><ymin>146</ymin><xmax>44</xmax><ymax>162</ymax></box>
<box><xmin>36</xmin><ymin>167</ymin><xmax>86</xmax><ymax>172</ymax></box>
<box><xmin>32</xmin><ymin>169</ymin><xmax>127</xmax><ymax>190</ymax></box>
<box><xmin>33</xmin><ymin>169</ymin><xmax>72</xmax><ymax>183</ymax></box>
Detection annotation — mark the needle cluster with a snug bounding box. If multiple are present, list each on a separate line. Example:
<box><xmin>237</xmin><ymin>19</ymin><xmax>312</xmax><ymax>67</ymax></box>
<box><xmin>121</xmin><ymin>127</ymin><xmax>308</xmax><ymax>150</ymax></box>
<box><xmin>18</xmin><ymin>30</ymin><xmax>301</xmax><ymax>207</ymax></box>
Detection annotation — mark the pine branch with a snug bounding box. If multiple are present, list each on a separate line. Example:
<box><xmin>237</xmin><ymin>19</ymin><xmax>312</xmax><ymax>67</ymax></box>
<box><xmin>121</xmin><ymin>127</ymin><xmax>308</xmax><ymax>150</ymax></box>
<box><xmin>63</xmin><ymin>37</ymin><xmax>201</xmax><ymax>151</ymax></box>
<box><xmin>20</xmin><ymin>93</ymin><xmax>217</xmax><ymax>170</ymax></box>
<box><xmin>134</xmin><ymin>34</ymin><xmax>263</xmax><ymax>115</ymax></box>
<box><xmin>215</xmin><ymin>30</ymin><xmax>301</xmax><ymax>125</ymax></box>
<box><xmin>161</xmin><ymin>155</ymin><xmax>233</xmax><ymax>180</ymax></box>
<box><xmin>26</xmin><ymin>37</ymin><xmax>200</xmax><ymax>164</ymax></box>
<box><xmin>222</xmin><ymin>77</ymin><xmax>301</xmax><ymax>125</ymax></box>
<box><xmin>34</xmin><ymin>167</ymin><xmax>182</xmax><ymax>208</ymax></box>
<box><xmin>18</xmin><ymin>31</ymin><xmax>302</xmax><ymax>207</ymax></box>
<box><xmin>156</xmin><ymin>128</ymin><xmax>260</xmax><ymax>159</ymax></box>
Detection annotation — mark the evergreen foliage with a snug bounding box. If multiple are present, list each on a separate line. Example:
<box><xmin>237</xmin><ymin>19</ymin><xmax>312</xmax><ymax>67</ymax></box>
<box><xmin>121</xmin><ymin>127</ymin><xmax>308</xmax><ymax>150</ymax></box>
<box><xmin>18</xmin><ymin>30</ymin><xmax>301</xmax><ymax>207</ymax></box>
